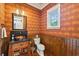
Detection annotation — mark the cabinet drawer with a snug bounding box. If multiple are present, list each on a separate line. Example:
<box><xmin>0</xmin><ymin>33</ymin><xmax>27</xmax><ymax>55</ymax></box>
<box><xmin>12</xmin><ymin>42</ymin><xmax>29</xmax><ymax>50</ymax></box>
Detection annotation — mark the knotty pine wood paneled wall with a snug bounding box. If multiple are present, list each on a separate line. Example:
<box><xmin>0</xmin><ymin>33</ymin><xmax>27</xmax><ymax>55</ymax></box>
<box><xmin>40</xmin><ymin>3</ymin><xmax>79</xmax><ymax>56</ymax></box>
<box><xmin>1</xmin><ymin>3</ymin><xmax>79</xmax><ymax>56</ymax></box>
<box><xmin>40</xmin><ymin>3</ymin><xmax>79</xmax><ymax>39</ymax></box>
<box><xmin>41</xmin><ymin>34</ymin><xmax>79</xmax><ymax>56</ymax></box>
<box><xmin>0</xmin><ymin>3</ymin><xmax>5</xmax><ymax>55</ymax></box>
<box><xmin>5</xmin><ymin>3</ymin><xmax>41</xmax><ymax>38</ymax></box>
<box><xmin>0</xmin><ymin>3</ymin><xmax>5</xmax><ymax>25</ymax></box>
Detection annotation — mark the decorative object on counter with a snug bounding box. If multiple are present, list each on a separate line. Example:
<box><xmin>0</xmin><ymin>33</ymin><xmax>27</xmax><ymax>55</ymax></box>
<box><xmin>10</xmin><ymin>31</ymin><xmax>28</xmax><ymax>42</ymax></box>
<box><xmin>11</xmin><ymin>34</ymin><xmax>14</xmax><ymax>42</ymax></box>
<box><xmin>1</xmin><ymin>24</ymin><xmax>7</xmax><ymax>38</ymax></box>
<box><xmin>47</xmin><ymin>4</ymin><xmax>60</xmax><ymax>29</ymax></box>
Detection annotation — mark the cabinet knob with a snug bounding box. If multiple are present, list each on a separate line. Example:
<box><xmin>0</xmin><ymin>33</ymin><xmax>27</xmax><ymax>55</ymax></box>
<box><xmin>20</xmin><ymin>44</ymin><xmax>23</xmax><ymax>46</ymax></box>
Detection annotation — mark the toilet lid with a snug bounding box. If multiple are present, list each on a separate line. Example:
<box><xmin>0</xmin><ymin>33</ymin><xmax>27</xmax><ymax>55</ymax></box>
<box><xmin>37</xmin><ymin>44</ymin><xmax>45</xmax><ymax>50</ymax></box>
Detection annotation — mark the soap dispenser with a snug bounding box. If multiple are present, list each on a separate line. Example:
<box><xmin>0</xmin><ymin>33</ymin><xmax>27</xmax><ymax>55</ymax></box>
<box><xmin>12</xmin><ymin>34</ymin><xmax>14</xmax><ymax>42</ymax></box>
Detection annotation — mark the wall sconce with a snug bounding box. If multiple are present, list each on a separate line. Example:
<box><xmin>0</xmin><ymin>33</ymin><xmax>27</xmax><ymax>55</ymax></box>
<box><xmin>15</xmin><ymin>4</ymin><xmax>25</xmax><ymax>16</ymax></box>
<box><xmin>15</xmin><ymin>9</ymin><xmax>25</xmax><ymax>16</ymax></box>
<box><xmin>16</xmin><ymin>9</ymin><xmax>19</xmax><ymax>15</ymax></box>
<box><xmin>22</xmin><ymin>11</ymin><xmax>25</xmax><ymax>16</ymax></box>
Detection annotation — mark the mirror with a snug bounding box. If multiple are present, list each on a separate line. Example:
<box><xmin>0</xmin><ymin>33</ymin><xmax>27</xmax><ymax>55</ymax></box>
<box><xmin>12</xmin><ymin>13</ymin><xmax>26</xmax><ymax>30</ymax></box>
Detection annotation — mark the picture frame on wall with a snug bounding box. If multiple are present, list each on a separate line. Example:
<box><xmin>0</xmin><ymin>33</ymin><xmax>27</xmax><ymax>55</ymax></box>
<box><xmin>12</xmin><ymin>13</ymin><xmax>26</xmax><ymax>30</ymax></box>
<box><xmin>47</xmin><ymin>4</ymin><xmax>60</xmax><ymax>29</ymax></box>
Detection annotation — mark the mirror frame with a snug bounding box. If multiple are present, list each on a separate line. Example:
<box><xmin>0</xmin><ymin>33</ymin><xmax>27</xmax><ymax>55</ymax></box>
<box><xmin>12</xmin><ymin>13</ymin><xmax>27</xmax><ymax>30</ymax></box>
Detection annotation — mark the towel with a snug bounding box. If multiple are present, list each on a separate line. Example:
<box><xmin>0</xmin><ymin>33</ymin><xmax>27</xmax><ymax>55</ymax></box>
<box><xmin>1</xmin><ymin>27</ymin><xmax>7</xmax><ymax>38</ymax></box>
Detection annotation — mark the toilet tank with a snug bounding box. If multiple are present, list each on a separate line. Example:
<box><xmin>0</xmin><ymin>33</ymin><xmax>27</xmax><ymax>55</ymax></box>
<box><xmin>34</xmin><ymin>38</ymin><xmax>40</xmax><ymax>45</ymax></box>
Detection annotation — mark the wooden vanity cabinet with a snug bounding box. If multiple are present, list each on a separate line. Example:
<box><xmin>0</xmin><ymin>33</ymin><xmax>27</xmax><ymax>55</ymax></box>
<box><xmin>8</xmin><ymin>41</ymin><xmax>32</xmax><ymax>56</ymax></box>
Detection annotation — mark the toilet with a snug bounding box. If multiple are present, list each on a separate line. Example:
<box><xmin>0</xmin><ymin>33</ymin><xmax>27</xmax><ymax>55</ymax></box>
<box><xmin>34</xmin><ymin>35</ymin><xmax>45</xmax><ymax>56</ymax></box>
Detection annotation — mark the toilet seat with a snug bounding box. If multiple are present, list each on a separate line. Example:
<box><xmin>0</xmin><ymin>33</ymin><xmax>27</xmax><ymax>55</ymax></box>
<box><xmin>37</xmin><ymin>44</ymin><xmax>45</xmax><ymax>51</ymax></box>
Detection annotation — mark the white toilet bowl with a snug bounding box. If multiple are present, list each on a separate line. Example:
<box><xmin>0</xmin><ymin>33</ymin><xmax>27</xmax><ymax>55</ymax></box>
<box><xmin>37</xmin><ymin>44</ymin><xmax>45</xmax><ymax>51</ymax></box>
<box><xmin>36</xmin><ymin>44</ymin><xmax>45</xmax><ymax>56</ymax></box>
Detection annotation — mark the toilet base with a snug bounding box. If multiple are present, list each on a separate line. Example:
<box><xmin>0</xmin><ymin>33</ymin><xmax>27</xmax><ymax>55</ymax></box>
<box><xmin>36</xmin><ymin>49</ymin><xmax>44</xmax><ymax>56</ymax></box>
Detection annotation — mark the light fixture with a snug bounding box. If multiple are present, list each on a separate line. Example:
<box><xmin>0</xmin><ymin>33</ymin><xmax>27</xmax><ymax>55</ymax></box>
<box><xmin>15</xmin><ymin>9</ymin><xmax>25</xmax><ymax>16</ymax></box>
<box><xmin>15</xmin><ymin>4</ymin><xmax>25</xmax><ymax>16</ymax></box>
<box><xmin>22</xmin><ymin>10</ymin><xmax>25</xmax><ymax>16</ymax></box>
<box><xmin>16</xmin><ymin>9</ymin><xmax>19</xmax><ymax>15</ymax></box>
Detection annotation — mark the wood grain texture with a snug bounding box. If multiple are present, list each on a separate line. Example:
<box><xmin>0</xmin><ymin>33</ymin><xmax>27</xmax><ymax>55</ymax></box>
<box><xmin>0</xmin><ymin>3</ymin><xmax>5</xmax><ymax>24</ymax></box>
<box><xmin>8</xmin><ymin>41</ymin><xmax>31</xmax><ymax>56</ymax></box>
<box><xmin>4</xmin><ymin>3</ymin><xmax>41</xmax><ymax>38</ymax></box>
<box><xmin>40</xmin><ymin>3</ymin><xmax>79</xmax><ymax>39</ymax></box>
<box><xmin>0</xmin><ymin>3</ymin><xmax>79</xmax><ymax>56</ymax></box>
<box><xmin>0</xmin><ymin>3</ymin><xmax>5</xmax><ymax>55</ymax></box>
<box><xmin>40</xmin><ymin>34</ymin><xmax>79</xmax><ymax>56</ymax></box>
<box><xmin>40</xmin><ymin>3</ymin><xmax>79</xmax><ymax>56</ymax></box>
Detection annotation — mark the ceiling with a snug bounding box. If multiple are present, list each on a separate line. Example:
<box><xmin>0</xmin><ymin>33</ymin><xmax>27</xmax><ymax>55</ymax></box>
<box><xmin>27</xmin><ymin>3</ymin><xmax>49</xmax><ymax>10</ymax></box>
